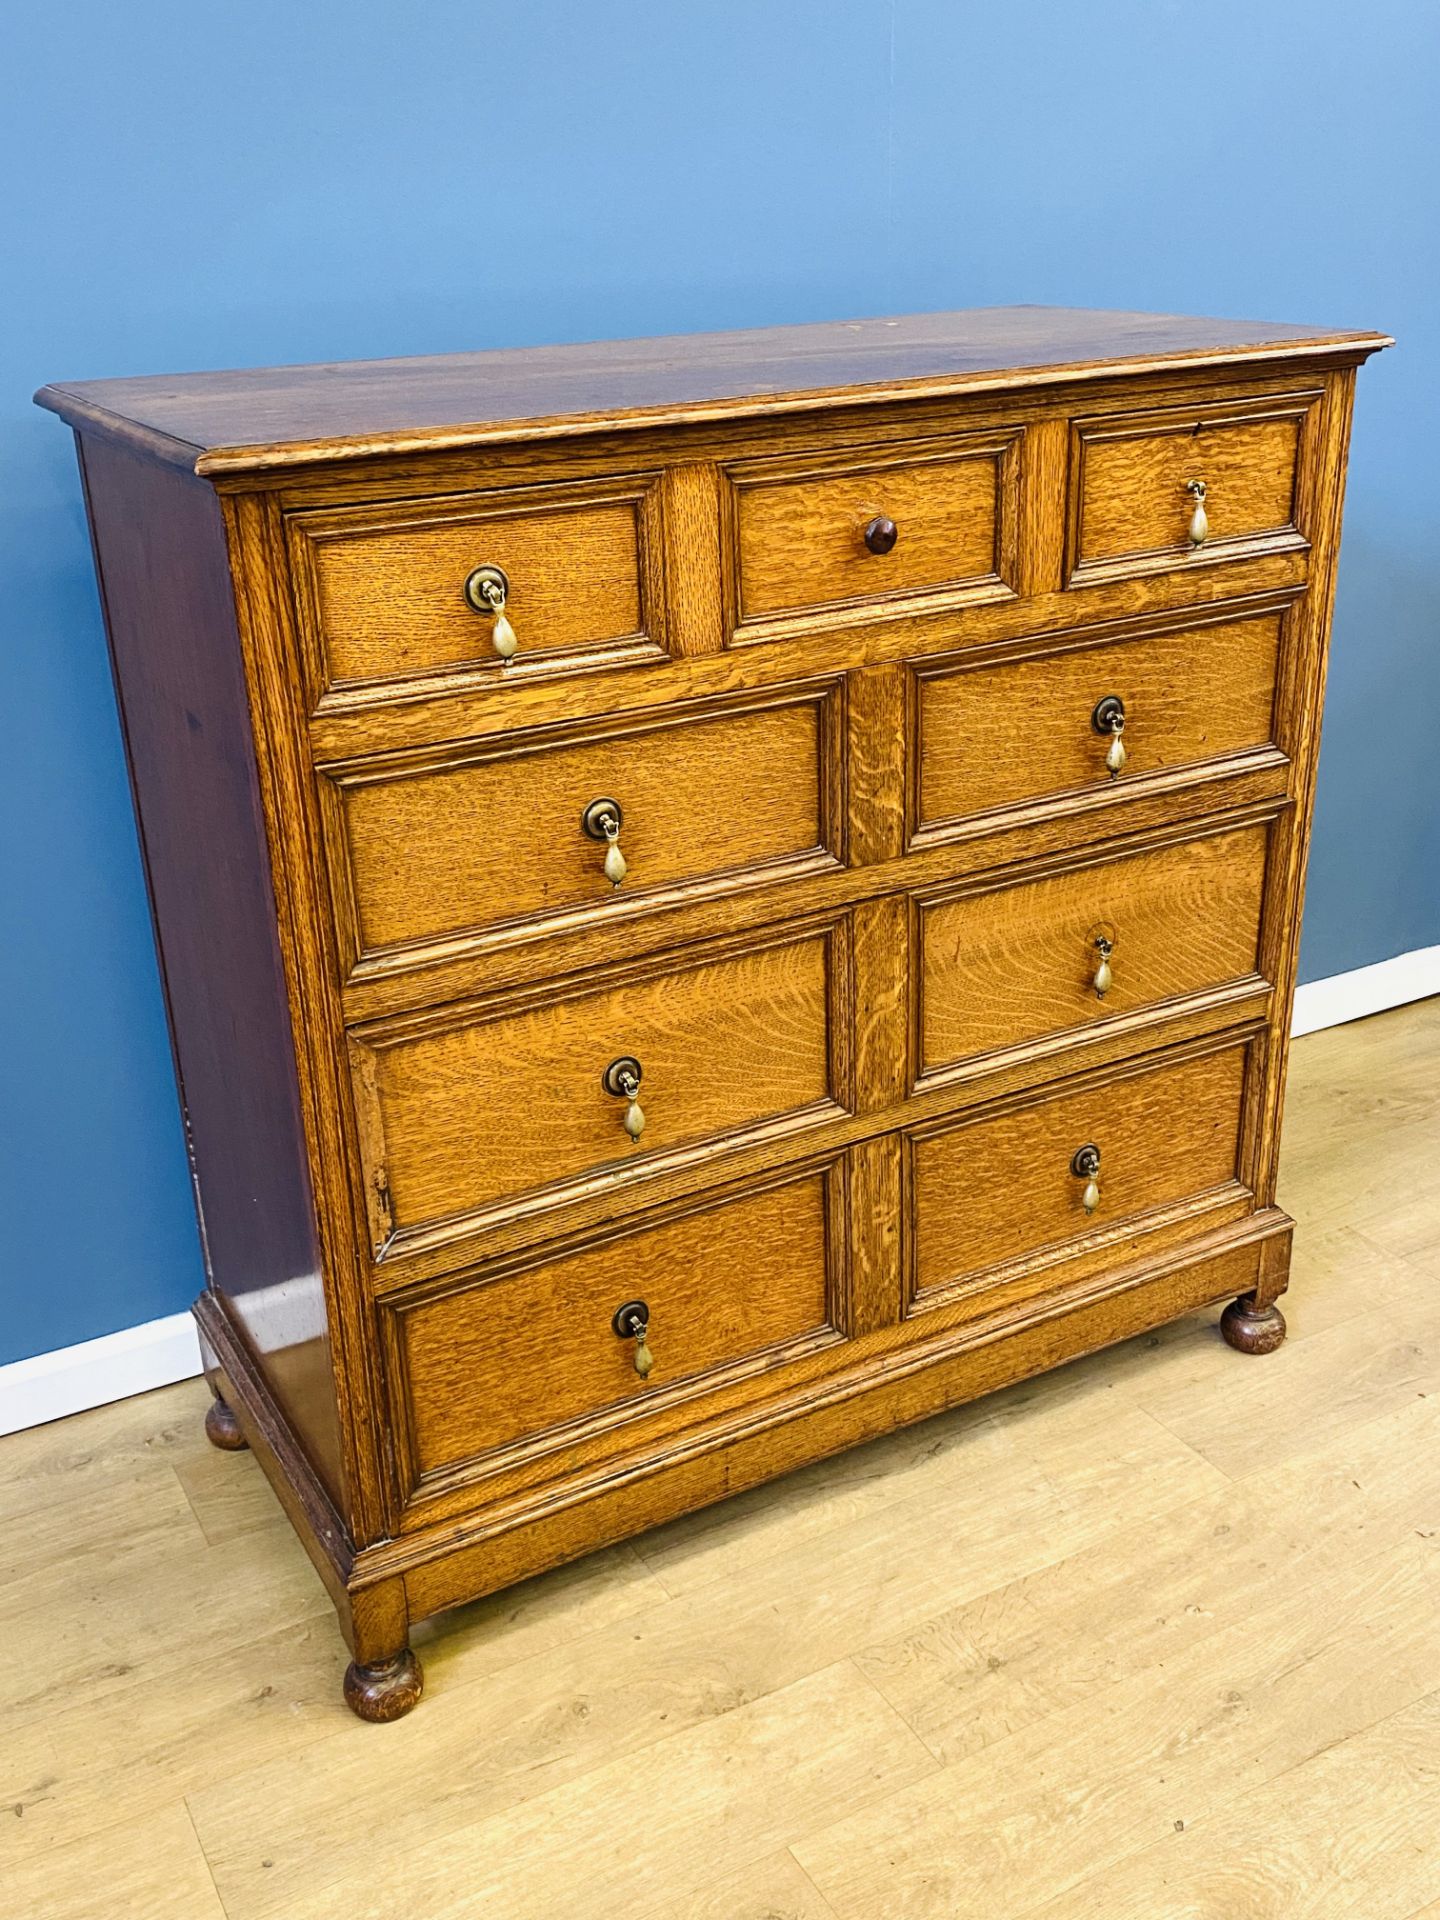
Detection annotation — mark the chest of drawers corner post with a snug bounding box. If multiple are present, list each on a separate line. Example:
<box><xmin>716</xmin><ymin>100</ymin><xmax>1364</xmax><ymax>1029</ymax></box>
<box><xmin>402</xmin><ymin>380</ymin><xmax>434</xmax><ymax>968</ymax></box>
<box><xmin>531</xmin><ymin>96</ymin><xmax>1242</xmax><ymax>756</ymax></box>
<box><xmin>38</xmin><ymin>307</ymin><xmax>1389</xmax><ymax>1719</ymax></box>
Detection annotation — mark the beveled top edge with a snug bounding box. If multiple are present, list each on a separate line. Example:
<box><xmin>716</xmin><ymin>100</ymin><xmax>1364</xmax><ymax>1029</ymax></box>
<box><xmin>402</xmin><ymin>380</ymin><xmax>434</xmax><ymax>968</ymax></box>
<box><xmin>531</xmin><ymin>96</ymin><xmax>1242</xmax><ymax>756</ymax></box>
<box><xmin>35</xmin><ymin>307</ymin><xmax>1392</xmax><ymax>477</ymax></box>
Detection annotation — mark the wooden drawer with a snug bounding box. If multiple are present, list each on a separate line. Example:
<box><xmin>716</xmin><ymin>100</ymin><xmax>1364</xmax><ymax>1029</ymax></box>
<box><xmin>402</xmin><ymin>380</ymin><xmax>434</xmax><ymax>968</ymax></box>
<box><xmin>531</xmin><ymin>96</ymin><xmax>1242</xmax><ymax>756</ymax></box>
<box><xmin>909</xmin><ymin>1037</ymin><xmax>1251</xmax><ymax>1313</ymax></box>
<box><xmin>287</xmin><ymin>474</ymin><xmax>665</xmax><ymax>701</ymax></box>
<box><xmin>389</xmin><ymin>1163</ymin><xmax>841</xmax><ymax>1486</ymax></box>
<box><xmin>918</xmin><ymin>820</ymin><xmax>1269</xmax><ymax>1081</ymax></box>
<box><xmin>726</xmin><ymin>432</ymin><xmax>1019</xmax><ymax>628</ymax></box>
<box><xmin>322</xmin><ymin>682</ymin><xmax>843</xmax><ymax>976</ymax></box>
<box><xmin>914</xmin><ymin>608</ymin><xmax>1284</xmax><ymax>838</ymax></box>
<box><xmin>1067</xmin><ymin>391</ymin><xmax>1317</xmax><ymax>587</ymax></box>
<box><xmin>350</xmin><ymin>914</ymin><xmax>850</xmax><ymax>1261</ymax></box>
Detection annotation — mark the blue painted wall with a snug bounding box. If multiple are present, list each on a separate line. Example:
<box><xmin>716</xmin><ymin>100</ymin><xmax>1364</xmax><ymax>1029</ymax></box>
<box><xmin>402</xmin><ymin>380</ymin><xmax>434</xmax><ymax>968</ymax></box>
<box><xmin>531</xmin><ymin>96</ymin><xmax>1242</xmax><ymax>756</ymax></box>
<box><xmin>2</xmin><ymin>2</ymin><xmax>1435</xmax><ymax>1366</ymax></box>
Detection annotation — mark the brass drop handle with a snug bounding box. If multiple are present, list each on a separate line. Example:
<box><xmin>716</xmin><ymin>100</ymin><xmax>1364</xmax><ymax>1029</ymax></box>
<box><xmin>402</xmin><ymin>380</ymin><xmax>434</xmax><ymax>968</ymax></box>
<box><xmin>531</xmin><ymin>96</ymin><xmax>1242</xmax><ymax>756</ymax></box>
<box><xmin>463</xmin><ymin>563</ymin><xmax>518</xmax><ymax>660</ymax></box>
<box><xmin>863</xmin><ymin>514</ymin><xmax>899</xmax><ymax>554</ymax></box>
<box><xmin>602</xmin><ymin>1055</ymin><xmax>646</xmax><ymax>1141</ymax></box>
<box><xmin>612</xmin><ymin>1299</ymin><xmax>654</xmax><ymax>1379</ymax></box>
<box><xmin>581</xmin><ymin>798</ymin><xmax>628</xmax><ymax>888</ymax></box>
<box><xmin>1071</xmin><ymin>1143</ymin><xmax>1102</xmax><ymax>1214</ymax></box>
<box><xmin>1091</xmin><ymin>695</ymin><xmax>1127</xmax><ymax>777</ymax></box>
<box><xmin>1185</xmin><ymin>479</ymin><xmax>1209</xmax><ymax>548</ymax></box>
<box><xmin>1092</xmin><ymin>934</ymin><xmax>1114</xmax><ymax>1000</ymax></box>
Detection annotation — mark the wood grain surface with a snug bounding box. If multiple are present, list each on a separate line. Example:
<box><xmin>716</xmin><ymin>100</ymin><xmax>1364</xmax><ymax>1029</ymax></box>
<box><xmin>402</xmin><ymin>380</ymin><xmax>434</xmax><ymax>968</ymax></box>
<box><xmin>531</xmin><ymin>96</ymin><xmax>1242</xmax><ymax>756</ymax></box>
<box><xmin>910</xmin><ymin>1039</ymin><xmax>1248</xmax><ymax>1302</ymax></box>
<box><xmin>326</xmin><ymin>686</ymin><xmax>833</xmax><ymax>964</ymax></box>
<box><xmin>919</xmin><ymin>821</ymin><xmax>1270</xmax><ymax>1073</ymax></box>
<box><xmin>732</xmin><ymin>435</ymin><xmax>1010</xmax><ymax>618</ymax></box>
<box><xmin>352</xmin><ymin>919</ymin><xmax>843</xmax><ymax>1247</ymax></box>
<box><xmin>289</xmin><ymin>479</ymin><xmax>655</xmax><ymax>691</ymax></box>
<box><xmin>917</xmin><ymin>609</ymin><xmax>1283</xmax><ymax>830</ymax></box>
<box><xmin>1070</xmin><ymin>393</ymin><xmax>1312</xmax><ymax>579</ymax></box>
<box><xmin>397</xmin><ymin>1169</ymin><xmax>834</xmax><ymax>1476</ymax></box>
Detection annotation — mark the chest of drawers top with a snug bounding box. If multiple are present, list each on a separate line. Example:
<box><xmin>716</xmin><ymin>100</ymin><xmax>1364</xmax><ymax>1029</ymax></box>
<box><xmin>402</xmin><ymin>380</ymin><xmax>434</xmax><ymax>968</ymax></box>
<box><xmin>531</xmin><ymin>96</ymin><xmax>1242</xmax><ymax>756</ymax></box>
<box><xmin>37</xmin><ymin>305</ymin><xmax>1385</xmax><ymax>469</ymax></box>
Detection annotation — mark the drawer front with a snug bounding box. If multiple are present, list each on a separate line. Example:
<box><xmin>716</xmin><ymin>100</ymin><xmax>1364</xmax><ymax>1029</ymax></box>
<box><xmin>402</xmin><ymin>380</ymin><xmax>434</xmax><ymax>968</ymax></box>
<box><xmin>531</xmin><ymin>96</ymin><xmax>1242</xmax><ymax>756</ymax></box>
<box><xmin>727</xmin><ymin>433</ymin><xmax>1018</xmax><ymax>626</ymax></box>
<box><xmin>910</xmin><ymin>1039</ymin><xmax>1249</xmax><ymax>1309</ymax></box>
<box><xmin>324</xmin><ymin>684</ymin><xmax>842</xmax><ymax>974</ymax></box>
<box><xmin>288</xmin><ymin>476</ymin><xmax>663</xmax><ymax>699</ymax></box>
<box><xmin>919</xmin><ymin>821</ymin><xmax>1269</xmax><ymax>1078</ymax></box>
<box><xmin>391</xmin><ymin>1164</ymin><xmax>839</xmax><ymax>1483</ymax></box>
<box><xmin>915</xmin><ymin>610</ymin><xmax>1283</xmax><ymax>835</ymax></box>
<box><xmin>1067</xmin><ymin>393</ymin><xmax>1316</xmax><ymax>585</ymax></box>
<box><xmin>351</xmin><ymin>916</ymin><xmax>849</xmax><ymax>1258</ymax></box>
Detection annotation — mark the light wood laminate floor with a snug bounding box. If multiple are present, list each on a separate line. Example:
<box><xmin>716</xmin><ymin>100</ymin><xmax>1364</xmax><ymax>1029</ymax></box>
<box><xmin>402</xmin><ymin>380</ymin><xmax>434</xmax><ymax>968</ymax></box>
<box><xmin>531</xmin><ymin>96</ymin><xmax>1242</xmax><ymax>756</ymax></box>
<box><xmin>4</xmin><ymin>999</ymin><xmax>1439</xmax><ymax>1919</ymax></box>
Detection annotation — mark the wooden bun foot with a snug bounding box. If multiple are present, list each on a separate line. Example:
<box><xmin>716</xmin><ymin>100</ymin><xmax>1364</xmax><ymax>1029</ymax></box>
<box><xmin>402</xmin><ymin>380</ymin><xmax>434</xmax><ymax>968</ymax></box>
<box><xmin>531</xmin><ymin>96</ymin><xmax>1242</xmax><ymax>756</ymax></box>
<box><xmin>204</xmin><ymin>1395</ymin><xmax>248</xmax><ymax>1451</ymax></box>
<box><xmin>1220</xmin><ymin>1293</ymin><xmax>1287</xmax><ymax>1355</ymax></box>
<box><xmin>343</xmin><ymin>1650</ymin><xmax>424</xmax><ymax>1722</ymax></box>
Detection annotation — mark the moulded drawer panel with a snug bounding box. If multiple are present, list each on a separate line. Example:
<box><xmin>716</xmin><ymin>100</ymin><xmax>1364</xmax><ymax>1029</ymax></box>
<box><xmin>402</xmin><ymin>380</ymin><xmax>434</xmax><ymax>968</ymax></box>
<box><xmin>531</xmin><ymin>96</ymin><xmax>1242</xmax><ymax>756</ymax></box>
<box><xmin>917</xmin><ymin>612</ymin><xmax>1283</xmax><ymax>832</ymax></box>
<box><xmin>351</xmin><ymin>917</ymin><xmax>847</xmax><ymax>1256</ymax></box>
<box><xmin>911</xmin><ymin>1040</ymin><xmax>1248</xmax><ymax>1303</ymax></box>
<box><xmin>325</xmin><ymin>685</ymin><xmax>839</xmax><ymax>971</ymax></box>
<box><xmin>397</xmin><ymin>1169</ymin><xmax>836</xmax><ymax>1477</ymax></box>
<box><xmin>919</xmin><ymin>822</ymin><xmax>1269</xmax><ymax>1076</ymax></box>
<box><xmin>729</xmin><ymin>433</ymin><xmax>1017</xmax><ymax>624</ymax></box>
<box><xmin>289</xmin><ymin>477</ymin><xmax>662</xmax><ymax>697</ymax></box>
<box><xmin>1068</xmin><ymin>393</ymin><xmax>1316</xmax><ymax>584</ymax></box>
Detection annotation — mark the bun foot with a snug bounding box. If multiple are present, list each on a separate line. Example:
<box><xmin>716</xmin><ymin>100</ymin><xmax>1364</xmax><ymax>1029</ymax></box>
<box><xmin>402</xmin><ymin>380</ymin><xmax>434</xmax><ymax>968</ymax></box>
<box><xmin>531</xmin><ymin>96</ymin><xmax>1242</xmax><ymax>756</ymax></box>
<box><xmin>204</xmin><ymin>1394</ymin><xmax>248</xmax><ymax>1451</ymax></box>
<box><xmin>343</xmin><ymin>1650</ymin><xmax>424</xmax><ymax>1722</ymax></box>
<box><xmin>1221</xmin><ymin>1293</ymin><xmax>1287</xmax><ymax>1355</ymax></box>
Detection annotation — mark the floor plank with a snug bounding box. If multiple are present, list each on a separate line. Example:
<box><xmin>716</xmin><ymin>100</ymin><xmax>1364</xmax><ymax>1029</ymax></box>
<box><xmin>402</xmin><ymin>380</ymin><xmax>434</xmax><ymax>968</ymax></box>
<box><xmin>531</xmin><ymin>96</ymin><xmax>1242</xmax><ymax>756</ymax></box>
<box><xmin>256</xmin><ymin>1663</ymin><xmax>936</xmax><ymax>1920</ymax></box>
<box><xmin>0</xmin><ymin>1801</ymin><xmax>228</xmax><ymax>1920</ymax></box>
<box><xmin>1019</xmin><ymin>1686</ymin><xmax>1440</xmax><ymax>1919</ymax></box>
<box><xmin>792</xmin><ymin>1543</ymin><xmax>1440</xmax><ymax>1917</ymax></box>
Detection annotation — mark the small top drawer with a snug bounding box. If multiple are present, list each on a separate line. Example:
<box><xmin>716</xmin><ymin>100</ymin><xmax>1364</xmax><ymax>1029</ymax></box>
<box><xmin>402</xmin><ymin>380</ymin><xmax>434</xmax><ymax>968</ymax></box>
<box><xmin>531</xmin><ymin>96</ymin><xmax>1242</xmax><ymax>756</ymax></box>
<box><xmin>1067</xmin><ymin>391</ymin><xmax>1317</xmax><ymax>586</ymax></box>
<box><xmin>287</xmin><ymin>475</ymin><xmax>666</xmax><ymax>702</ymax></box>
<box><xmin>727</xmin><ymin>432</ymin><xmax>1019</xmax><ymax>629</ymax></box>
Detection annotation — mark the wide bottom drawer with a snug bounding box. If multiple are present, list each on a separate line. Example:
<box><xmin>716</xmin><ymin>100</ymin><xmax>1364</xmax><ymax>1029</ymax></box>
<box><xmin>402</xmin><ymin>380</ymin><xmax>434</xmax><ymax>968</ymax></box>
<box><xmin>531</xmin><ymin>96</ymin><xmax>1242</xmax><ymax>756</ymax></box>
<box><xmin>387</xmin><ymin>1159</ymin><xmax>844</xmax><ymax>1490</ymax></box>
<box><xmin>908</xmin><ymin>1032</ymin><xmax>1255</xmax><ymax>1317</ymax></box>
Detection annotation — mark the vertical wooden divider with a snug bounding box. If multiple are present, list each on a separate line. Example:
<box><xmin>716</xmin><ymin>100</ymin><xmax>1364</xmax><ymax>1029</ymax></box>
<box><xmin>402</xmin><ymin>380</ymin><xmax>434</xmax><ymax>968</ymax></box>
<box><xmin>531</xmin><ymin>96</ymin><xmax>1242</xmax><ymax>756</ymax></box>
<box><xmin>844</xmin><ymin>663</ymin><xmax>910</xmax><ymax>1336</ymax></box>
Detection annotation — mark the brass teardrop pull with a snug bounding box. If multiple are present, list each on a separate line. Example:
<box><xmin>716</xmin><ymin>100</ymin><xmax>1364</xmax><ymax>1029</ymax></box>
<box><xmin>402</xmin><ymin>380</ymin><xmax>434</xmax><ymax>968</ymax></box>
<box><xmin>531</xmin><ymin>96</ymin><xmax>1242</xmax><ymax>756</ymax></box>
<box><xmin>463</xmin><ymin>563</ymin><xmax>518</xmax><ymax>660</ymax></box>
<box><xmin>1092</xmin><ymin>934</ymin><xmax>1114</xmax><ymax>1000</ymax></box>
<box><xmin>1185</xmin><ymin>479</ymin><xmax>1209</xmax><ymax>547</ymax></box>
<box><xmin>581</xmin><ymin>797</ymin><xmax>628</xmax><ymax>888</ymax></box>
<box><xmin>602</xmin><ymin>1055</ymin><xmax>645</xmax><ymax>1142</ymax></box>
<box><xmin>1071</xmin><ymin>1142</ymin><xmax>1102</xmax><ymax>1214</ymax></box>
<box><xmin>612</xmin><ymin>1299</ymin><xmax>654</xmax><ymax>1378</ymax></box>
<box><xmin>1091</xmin><ymin>695</ymin><xmax>1127</xmax><ymax>778</ymax></box>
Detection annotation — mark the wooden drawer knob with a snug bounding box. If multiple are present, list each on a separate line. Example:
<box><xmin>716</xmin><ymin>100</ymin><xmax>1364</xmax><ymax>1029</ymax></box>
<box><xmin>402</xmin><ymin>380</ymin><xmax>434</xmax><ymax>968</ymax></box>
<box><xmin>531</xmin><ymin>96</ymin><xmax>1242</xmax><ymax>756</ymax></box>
<box><xmin>602</xmin><ymin>1055</ymin><xmax>646</xmax><ymax>1140</ymax></box>
<box><xmin>581</xmin><ymin>798</ymin><xmax>628</xmax><ymax>887</ymax></box>
<box><xmin>1185</xmin><ymin>479</ymin><xmax>1208</xmax><ymax>547</ymax></box>
<box><xmin>1071</xmin><ymin>1142</ymin><xmax>1102</xmax><ymax>1213</ymax></box>
<box><xmin>612</xmin><ymin>1299</ymin><xmax>654</xmax><ymax>1378</ymax></box>
<box><xmin>463</xmin><ymin>563</ymin><xmax>519</xmax><ymax>659</ymax></box>
<box><xmin>1091</xmin><ymin>695</ymin><xmax>1127</xmax><ymax>777</ymax></box>
<box><xmin>863</xmin><ymin>514</ymin><xmax>899</xmax><ymax>555</ymax></box>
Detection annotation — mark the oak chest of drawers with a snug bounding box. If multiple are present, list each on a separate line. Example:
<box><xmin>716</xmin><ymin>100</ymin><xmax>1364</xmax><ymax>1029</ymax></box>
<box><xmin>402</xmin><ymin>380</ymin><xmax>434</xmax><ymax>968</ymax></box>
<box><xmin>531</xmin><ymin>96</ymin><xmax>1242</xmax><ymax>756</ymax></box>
<box><xmin>39</xmin><ymin>307</ymin><xmax>1389</xmax><ymax>1719</ymax></box>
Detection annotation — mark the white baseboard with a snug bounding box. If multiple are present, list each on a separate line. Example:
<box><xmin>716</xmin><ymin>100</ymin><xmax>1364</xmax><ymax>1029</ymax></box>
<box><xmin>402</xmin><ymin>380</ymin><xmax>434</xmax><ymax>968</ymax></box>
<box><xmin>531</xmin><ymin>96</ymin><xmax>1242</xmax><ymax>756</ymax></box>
<box><xmin>1291</xmin><ymin>944</ymin><xmax>1440</xmax><ymax>1038</ymax></box>
<box><xmin>0</xmin><ymin>1310</ymin><xmax>201</xmax><ymax>1438</ymax></box>
<box><xmin>3</xmin><ymin>946</ymin><xmax>1438</xmax><ymax>1438</ymax></box>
